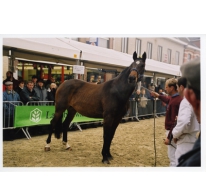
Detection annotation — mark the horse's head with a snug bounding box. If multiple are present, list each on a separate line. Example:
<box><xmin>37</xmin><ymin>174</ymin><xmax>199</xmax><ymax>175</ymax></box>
<box><xmin>128</xmin><ymin>51</ymin><xmax>146</xmax><ymax>83</ymax></box>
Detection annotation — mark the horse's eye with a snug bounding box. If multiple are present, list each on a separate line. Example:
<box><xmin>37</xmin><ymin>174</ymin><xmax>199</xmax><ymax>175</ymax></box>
<box><xmin>136</xmin><ymin>61</ymin><xmax>140</xmax><ymax>65</ymax></box>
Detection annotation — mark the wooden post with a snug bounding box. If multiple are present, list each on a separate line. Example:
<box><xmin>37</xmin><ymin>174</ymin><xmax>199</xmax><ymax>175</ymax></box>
<box><xmin>48</xmin><ymin>66</ymin><xmax>51</xmax><ymax>80</ymax></box>
<box><xmin>61</xmin><ymin>66</ymin><xmax>64</xmax><ymax>83</ymax></box>
<box><xmin>22</xmin><ymin>62</ymin><xmax>25</xmax><ymax>80</ymax></box>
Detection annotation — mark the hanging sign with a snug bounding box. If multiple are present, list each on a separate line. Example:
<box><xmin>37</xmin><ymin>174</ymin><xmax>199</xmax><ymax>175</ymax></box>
<box><xmin>73</xmin><ymin>65</ymin><xmax>85</xmax><ymax>74</ymax></box>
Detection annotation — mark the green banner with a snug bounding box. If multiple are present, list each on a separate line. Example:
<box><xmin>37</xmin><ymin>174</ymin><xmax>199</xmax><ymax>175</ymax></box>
<box><xmin>14</xmin><ymin>106</ymin><xmax>103</xmax><ymax>128</ymax></box>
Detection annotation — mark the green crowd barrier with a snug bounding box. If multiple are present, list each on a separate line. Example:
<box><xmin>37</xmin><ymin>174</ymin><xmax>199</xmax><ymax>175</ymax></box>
<box><xmin>14</xmin><ymin>106</ymin><xmax>103</xmax><ymax>128</ymax></box>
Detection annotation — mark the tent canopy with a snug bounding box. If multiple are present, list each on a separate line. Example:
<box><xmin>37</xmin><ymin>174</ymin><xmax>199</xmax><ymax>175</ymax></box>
<box><xmin>3</xmin><ymin>38</ymin><xmax>180</xmax><ymax>76</ymax></box>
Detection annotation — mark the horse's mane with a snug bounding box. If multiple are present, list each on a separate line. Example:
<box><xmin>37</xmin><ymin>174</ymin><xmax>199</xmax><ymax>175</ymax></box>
<box><xmin>113</xmin><ymin>66</ymin><xmax>130</xmax><ymax>80</ymax></box>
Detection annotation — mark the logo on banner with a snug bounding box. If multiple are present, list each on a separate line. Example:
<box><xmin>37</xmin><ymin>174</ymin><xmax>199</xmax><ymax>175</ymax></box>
<box><xmin>30</xmin><ymin>108</ymin><xmax>42</xmax><ymax>123</ymax></box>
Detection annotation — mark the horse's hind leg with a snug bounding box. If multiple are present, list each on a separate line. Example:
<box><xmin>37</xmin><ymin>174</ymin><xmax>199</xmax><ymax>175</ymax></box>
<box><xmin>45</xmin><ymin>124</ymin><xmax>53</xmax><ymax>151</ymax></box>
<box><xmin>45</xmin><ymin>109</ymin><xmax>64</xmax><ymax>151</ymax></box>
<box><xmin>62</xmin><ymin>106</ymin><xmax>76</xmax><ymax>150</ymax></box>
<box><xmin>107</xmin><ymin>120</ymin><xmax>120</xmax><ymax>158</ymax></box>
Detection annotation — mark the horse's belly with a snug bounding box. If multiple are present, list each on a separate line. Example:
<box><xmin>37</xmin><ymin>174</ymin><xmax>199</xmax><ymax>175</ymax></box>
<box><xmin>73</xmin><ymin>104</ymin><xmax>103</xmax><ymax>118</ymax></box>
<box><xmin>78</xmin><ymin>110</ymin><xmax>103</xmax><ymax>118</ymax></box>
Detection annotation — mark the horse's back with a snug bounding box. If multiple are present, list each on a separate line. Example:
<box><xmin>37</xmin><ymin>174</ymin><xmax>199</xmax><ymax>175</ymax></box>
<box><xmin>55</xmin><ymin>79</ymin><xmax>104</xmax><ymax>118</ymax></box>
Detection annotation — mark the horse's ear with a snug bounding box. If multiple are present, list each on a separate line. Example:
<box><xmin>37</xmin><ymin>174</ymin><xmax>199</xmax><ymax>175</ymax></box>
<box><xmin>133</xmin><ymin>51</ymin><xmax>137</xmax><ymax>61</ymax></box>
<box><xmin>142</xmin><ymin>52</ymin><xmax>146</xmax><ymax>62</ymax></box>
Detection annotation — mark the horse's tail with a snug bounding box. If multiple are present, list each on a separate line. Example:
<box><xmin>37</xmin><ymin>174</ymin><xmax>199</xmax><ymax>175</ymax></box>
<box><xmin>53</xmin><ymin>114</ymin><xmax>63</xmax><ymax>139</ymax></box>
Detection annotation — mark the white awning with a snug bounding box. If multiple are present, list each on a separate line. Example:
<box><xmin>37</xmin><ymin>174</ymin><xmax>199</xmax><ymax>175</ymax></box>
<box><xmin>3</xmin><ymin>38</ymin><xmax>180</xmax><ymax>76</ymax></box>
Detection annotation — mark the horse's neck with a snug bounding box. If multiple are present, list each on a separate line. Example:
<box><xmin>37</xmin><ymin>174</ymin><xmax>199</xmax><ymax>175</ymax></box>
<box><xmin>113</xmin><ymin>67</ymin><xmax>136</xmax><ymax>96</ymax></box>
<box><xmin>116</xmin><ymin>67</ymin><xmax>130</xmax><ymax>83</ymax></box>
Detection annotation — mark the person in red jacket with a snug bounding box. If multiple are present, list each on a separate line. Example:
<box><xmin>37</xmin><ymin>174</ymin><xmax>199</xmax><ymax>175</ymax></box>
<box><xmin>151</xmin><ymin>78</ymin><xmax>182</xmax><ymax>166</ymax></box>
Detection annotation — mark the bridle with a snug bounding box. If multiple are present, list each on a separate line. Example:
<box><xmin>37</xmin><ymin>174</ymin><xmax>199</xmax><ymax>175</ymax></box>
<box><xmin>130</xmin><ymin>59</ymin><xmax>144</xmax><ymax>78</ymax></box>
<box><xmin>130</xmin><ymin>68</ymin><xmax>143</xmax><ymax>80</ymax></box>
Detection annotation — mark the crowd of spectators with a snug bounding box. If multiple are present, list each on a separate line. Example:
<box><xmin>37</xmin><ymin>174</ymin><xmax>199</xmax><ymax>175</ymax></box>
<box><xmin>3</xmin><ymin>73</ymin><xmax>58</xmax><ymax>140</ymax></box>
<box><xmin>3</xmin><ymin>73</ymin><xmax>58</xmax><ymax>105</ymax></box>
<box><xmin>126</xmin><ymin>82</ymin><xmax>167</xmax><ymax>120</ymax></box>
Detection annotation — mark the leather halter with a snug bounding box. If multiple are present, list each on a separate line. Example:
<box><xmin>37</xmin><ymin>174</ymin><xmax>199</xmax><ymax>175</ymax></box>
<box><xmin>131</xmin><ymin>68</ymin><xmax>138</xmax><ymax>72</ymax></box>
<box><xmin>130</xmin><ymin>68</ymin><xmax>144</xmax><ymax>79</ymax></box>
<box><xmin>130</xmin><ymin>68</ymin><xmax>140</xmax><ymax>77</ymax></box>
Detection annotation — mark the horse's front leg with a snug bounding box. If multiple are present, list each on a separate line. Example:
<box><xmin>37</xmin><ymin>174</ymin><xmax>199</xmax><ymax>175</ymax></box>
<box><xmin>102</xmin><ymin>117</ymin><xmax>121</xmax><ymax>164</ymax></box>
<box><xmin>101</xmin><ymin>122</ymin><xmax>115</xmax><ymax>163</ymax></box>
<box><xmin>102</xmin><ymin>125</ymin><xmax>112</xmax><ymax>164</ymax></box>
<box><xmin>107</xmin><ymin>121</ymin><xmax>120</xmax><ymax>159</ymax></box>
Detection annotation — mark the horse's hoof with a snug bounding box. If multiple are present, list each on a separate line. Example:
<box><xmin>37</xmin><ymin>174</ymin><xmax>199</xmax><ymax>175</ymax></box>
<box><xmin>44</xmin><ymin>147</ymin><xmax>50</xmax><ymax>151</ymax></box>
<box><xmin>108</xmin><ymin>156</ymin><xmax>113</xmax><ymax>160</ymax></box>
<box><xmin>66</xmin><ymin>147</ymin><xmax>72</xmax><ymax>151</ymax></box>
<box><xmin>102</xmin><ymin>159</ymin><xmax>110</xmax><ymax>164</ymax></box>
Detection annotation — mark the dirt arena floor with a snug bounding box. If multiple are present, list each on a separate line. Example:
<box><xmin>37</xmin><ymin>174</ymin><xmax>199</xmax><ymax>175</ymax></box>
<box><xmin>3</xmin><ymin>116</ymin><xmax>170</xmax><ymax>168</ymax></box>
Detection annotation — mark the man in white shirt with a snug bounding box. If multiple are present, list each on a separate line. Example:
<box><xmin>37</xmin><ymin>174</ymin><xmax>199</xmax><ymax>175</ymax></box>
<box><xmin>172</xmin><ymin>77</ymin><xmax>200</xmax><ymax>165</ymax></box>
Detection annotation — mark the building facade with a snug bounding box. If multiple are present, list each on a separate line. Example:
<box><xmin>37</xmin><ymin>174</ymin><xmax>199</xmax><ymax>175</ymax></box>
<box><xmin>2</xmin><ymin>37</ymin><xmax>200</xmax><ymax>90</ymax></box>
<box><xmin>77</xmin><ymin>37</ymin><xmax>200</xmax><ymax>65</ymax></box>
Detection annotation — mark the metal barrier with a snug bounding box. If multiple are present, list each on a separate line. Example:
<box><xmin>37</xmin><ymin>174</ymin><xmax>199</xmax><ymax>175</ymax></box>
<box><xmin>3</xmin><ymin>99</ymin><xmax>166</xmax><ymax>140</ymax></box>
<box><xmin>26</xmin><ymin>101</ymin><xmax>55</xmax><ymax>106</ymax></box>
<box><xmin>3</xmin><ymin>101</ymin><xmax>24</xmax><ymax>129</ymax></box>
<box><xmin>3</xmin><ymin>101</ymin><xmax>54</xmax><ymax>140</ymax></box>
<box><xmin>123</xmin><ymin>99</ymin><xmax>166</xmax><ymax>121</ymax></box>
<box><xmin>2</xmin><ymin>101</ymin><xmax>32</xmax><ymax>139</ymax></box>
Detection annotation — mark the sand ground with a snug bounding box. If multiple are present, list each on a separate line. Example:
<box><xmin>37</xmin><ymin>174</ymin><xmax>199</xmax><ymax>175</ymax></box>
<box><xmin>3</xmin><ymin>116</ymin><xmax>169</xmax><ymax>167</ymax></box>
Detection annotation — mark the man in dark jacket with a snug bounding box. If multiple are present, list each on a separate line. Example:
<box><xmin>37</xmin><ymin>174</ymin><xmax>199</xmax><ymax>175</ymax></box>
<box><xmin>3</xmin><ymin>71</ymin><xmax>19</xmax><ymax>91</ymax></box>
<box><xmin>31</xmin><ymin>75</ymin><xmax>38</xmax><ymax>88</ymax></box>
<box><xmin>19</xmin><ymin>81</ymin><xmax>40</xmax><ymax>105</ymax></box>
<box><xmin>177</xmin><ymin>58</ymin><xmax>200</xmax><ymax>167</ymax></box>
<box><xmin>16</xmin><ymin>80</ymin><xmax>25</xmax><ymax>95</ymax></box>
<box><xmin>34</xmin><ymin>79</ymin><xmax>48</xmax><ymax>104</ymax></box>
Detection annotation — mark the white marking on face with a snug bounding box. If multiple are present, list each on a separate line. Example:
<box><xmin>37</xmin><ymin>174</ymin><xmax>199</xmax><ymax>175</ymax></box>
<box><xmin>136</xmin><ymin>61</ymin><xmax>140</xmax><ymax>65</ymax></box>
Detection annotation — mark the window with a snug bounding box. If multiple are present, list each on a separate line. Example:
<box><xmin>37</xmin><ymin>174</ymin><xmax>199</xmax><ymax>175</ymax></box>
<box><xmin>175</xmin><ymin>51</ymin><xmax>180</xmax><ymax>65</ymax></box>
<box><xmin>157</xmin><ymin>46</ymin><xmax>162</xmax><ymax>62</ymax></box>
<box><xmin>98</xmin><ymin>38</ymin><xmax>109</xmax><ymax>48</ymax></box>
<box><xmin>71</xmin><ymin>38</ymin><xmax>78</xmax><ymax>41</ymax></box>
<box><xmin>147</xmin><ymin>42</ymin><xmax>152</xmax><ymax>59</ymax></box>
<box><xmin>121</xmin><ymin>38</ymin><xmax>128</xmax><ymax>53</ymax></box>
<box><xmin>188</xmin><ymin>54</ymin><xmax>191</xmax><ymax>61</ymax></box>
<box><xmin>135</xmin><ymin>39</ymin><xmax>141</xmax><ymax>57</ymax></box>
<box><xmin>167</xmin><ymin>49</ymin><xmax>172</xmax><ymax>64</ymax></box>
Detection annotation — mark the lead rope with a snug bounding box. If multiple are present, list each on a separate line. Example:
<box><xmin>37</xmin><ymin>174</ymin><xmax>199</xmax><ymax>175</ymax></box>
<box><xmin>141</xmin><ymin>86</ymin><xmax>157</xmax><ymax>166</ymax></box>
<box><xmin>153</xmin><ymin>97</ymin><xmax>157</xmax><ymax>167</ymax></box>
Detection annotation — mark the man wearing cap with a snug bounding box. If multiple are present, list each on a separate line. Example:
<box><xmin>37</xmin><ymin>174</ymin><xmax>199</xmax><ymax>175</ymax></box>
<box><xmin>19</xmin><ymin>81</ymin><xmax>40</xmax><ymax>105</ymax></box>
<box><xmin>3</xmin><ymin>81</ymin><xmax>20</xmax><ymax>102</ymax></box>
<box><xmin>3</xmin><ymin>81</ymin><xmax>20</xmax><ymax>140</ymax></box>
<box><xmin>177</xmin><ymin>59</ymin><xmax>201</xmax><ymax>167</ymax></box>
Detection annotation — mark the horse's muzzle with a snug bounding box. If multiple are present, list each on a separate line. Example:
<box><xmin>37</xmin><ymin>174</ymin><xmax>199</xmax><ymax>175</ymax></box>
<box><xmin>128</xmin><ymin>75</ymin><xmax>137</xmax><ymax>83</ymax></box>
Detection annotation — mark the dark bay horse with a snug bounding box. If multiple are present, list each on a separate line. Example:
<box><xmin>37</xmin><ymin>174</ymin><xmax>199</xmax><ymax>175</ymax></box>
<box><xmin>45</xmin><ymin>51</ymin><xmax>146</xmax><ymax>164</ymax></box>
